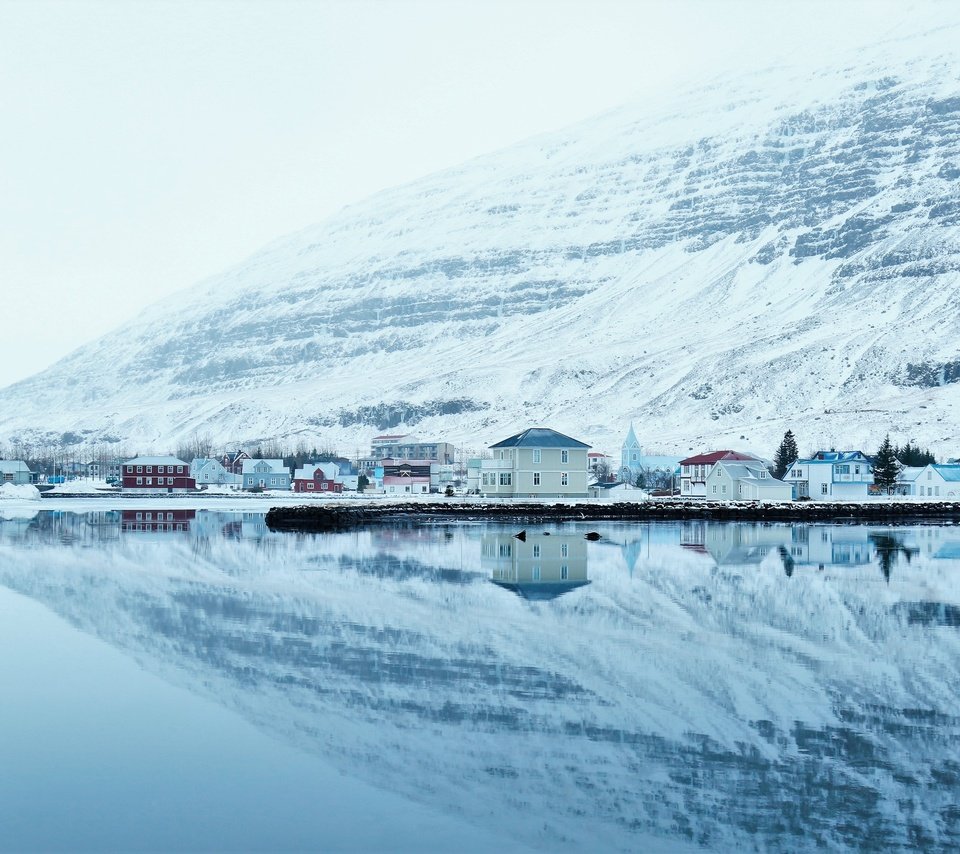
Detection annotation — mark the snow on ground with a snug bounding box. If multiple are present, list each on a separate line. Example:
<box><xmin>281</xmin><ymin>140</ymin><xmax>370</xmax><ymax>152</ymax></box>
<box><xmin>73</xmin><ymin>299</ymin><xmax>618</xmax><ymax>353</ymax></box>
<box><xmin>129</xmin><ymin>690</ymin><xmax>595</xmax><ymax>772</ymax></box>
<box><xmin>0</xmin><ymin>483</ymin><xmax>41</xmax><ymax>501</ymax></box>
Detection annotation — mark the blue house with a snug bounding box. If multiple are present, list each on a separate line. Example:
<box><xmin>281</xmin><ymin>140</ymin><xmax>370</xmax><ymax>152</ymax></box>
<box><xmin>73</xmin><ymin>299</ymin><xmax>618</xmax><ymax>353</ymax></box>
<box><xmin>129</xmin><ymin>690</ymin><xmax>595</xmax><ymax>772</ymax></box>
<box><xmin>240</xmin><ymin>458</ymin><xmax>291</xmax><ymax>491</ymax></box>
<box><xmin>784</xmin><ymin>451</ymin><xmax>873</xmax><ymax>500</ymax></box>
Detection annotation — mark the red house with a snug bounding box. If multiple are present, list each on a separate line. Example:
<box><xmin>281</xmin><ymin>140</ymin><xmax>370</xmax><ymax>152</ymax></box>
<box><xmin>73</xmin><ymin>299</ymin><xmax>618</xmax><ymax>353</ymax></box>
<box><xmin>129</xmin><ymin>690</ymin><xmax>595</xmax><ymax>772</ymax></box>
<box><xmin>121</xmin><ymin>509</ymin><xmax>196</xmax><ymax>532</ymax></box>
<box><xmin>292</xmin><ymin>465</ymin><xmax>343</xmax><ymax>494</ymax></box>
<box><xmin>220</xmin><ymin>449</ymin><xmax>251</xmax><ymax>476</ymax></box>
<box><xmin>121</xmin><ymin>456</ymin><xmax>197</xmax><ymax>493</ymax></box>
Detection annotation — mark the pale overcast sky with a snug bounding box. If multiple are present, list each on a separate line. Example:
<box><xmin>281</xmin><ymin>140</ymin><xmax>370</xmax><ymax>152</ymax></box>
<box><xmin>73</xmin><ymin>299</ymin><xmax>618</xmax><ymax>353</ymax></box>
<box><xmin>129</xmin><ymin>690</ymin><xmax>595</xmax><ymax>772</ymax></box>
<box><xmin>0</xmin><ymin>0</ymin><xmax>943</xmax><ymax>388</ymax></box>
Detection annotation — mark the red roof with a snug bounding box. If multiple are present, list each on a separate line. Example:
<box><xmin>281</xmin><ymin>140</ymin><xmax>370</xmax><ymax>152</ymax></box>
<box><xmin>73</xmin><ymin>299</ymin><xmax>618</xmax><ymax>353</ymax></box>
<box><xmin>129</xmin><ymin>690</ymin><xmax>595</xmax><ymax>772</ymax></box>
<box><xmin>679</xmin><ymin>450</ymin><xmax>760</xmax><ymax>466</ymax></box>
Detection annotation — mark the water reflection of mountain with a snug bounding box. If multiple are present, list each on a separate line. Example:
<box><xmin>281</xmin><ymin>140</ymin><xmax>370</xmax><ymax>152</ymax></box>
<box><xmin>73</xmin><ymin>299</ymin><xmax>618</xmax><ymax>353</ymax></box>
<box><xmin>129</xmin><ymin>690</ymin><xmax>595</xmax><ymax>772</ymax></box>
<box><xmin>3</xmin><ymin>515</ymin><xmax>960</xmax><ymax>850</ymax></box>
<box><xmin>481</xmin><ymin>533</ymin><xmax>589</xmax><ymax>599</ymax></box>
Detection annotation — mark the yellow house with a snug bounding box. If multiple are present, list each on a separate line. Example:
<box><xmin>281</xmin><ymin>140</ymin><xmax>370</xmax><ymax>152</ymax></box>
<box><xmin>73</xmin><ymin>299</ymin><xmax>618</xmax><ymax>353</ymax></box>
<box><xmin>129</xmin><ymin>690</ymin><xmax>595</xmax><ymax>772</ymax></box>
<box><xmin>479</xmin><ymin>427</ymin><xmax>591</xmax><ymax>498</ymax></box>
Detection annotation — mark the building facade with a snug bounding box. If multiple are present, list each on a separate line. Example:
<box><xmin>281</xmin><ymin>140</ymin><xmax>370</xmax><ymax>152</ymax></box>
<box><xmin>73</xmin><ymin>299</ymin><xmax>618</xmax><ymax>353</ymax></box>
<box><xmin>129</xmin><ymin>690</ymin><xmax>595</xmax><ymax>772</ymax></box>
<box><xmin>897</xmin><ymin>463</ymin><xmax>960</xmax><ymax>497</ymax></box>
<box><xmin>479</xmin><ymin>427</ymin><xmax>590</xmax><ymax>498</ymax></box>
<box><xmin>705</xmin><ymin>461</ymin><xmax>793</xmax><ymax>501</ymax></box>
<box><xmin>293</xmin><ymin>465</ymin><xmax>344</xmax><ymax>494</ymax></box>
<box><xmin>121</xmin><ymin>456</ymin><xmax>196</xmax><ymax>493</ymax></box>
<box><xmin>369</xmin><ymin>434</ymin><xmax>455</xmax><ymax>464</ymax></box>
<box><xmin>0</xmin><ymin>460</ymin><xmax>34</xmax><ymax>485</ymax></box>
<box><xmin>381</xmin><ymin>459</ymin><xmax>432</xmax><ymax>494</ymax></box>
<box><xmin>783</xmin><ymin>451</ymin><xmax>873</xmax><ymax>500</ymax></box>
<box><xmin>679</xmin><ymin>451</ymin><xmax>761</xmax><ymax>497</ymax></box>
<box><xmin>240</xmin><ymin>459</ymin><xmax>291</xmax><ymax>491</ymax></box>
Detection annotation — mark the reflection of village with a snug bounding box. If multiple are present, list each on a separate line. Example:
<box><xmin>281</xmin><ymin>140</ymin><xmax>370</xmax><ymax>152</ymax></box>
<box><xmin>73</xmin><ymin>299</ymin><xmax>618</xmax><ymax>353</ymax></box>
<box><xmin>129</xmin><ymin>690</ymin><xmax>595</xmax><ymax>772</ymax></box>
<box><xmin>481</xmin><ymin>533</ymin><xmax>589</xmax><ymax>600</ymax></box>
<box><xmin>0</xmin><ymin>509</ymin><xmax>275</xmax><ymax>546</ymax></box>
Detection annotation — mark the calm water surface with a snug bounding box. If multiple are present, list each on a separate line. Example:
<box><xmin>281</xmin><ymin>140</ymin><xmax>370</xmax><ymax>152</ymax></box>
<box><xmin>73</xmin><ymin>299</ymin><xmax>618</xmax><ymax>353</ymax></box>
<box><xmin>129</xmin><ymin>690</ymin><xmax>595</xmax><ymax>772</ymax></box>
<box><xmin>2</xmin><ymin>509</ymin><xmax>959</xmax><ymax>852</ymax></box>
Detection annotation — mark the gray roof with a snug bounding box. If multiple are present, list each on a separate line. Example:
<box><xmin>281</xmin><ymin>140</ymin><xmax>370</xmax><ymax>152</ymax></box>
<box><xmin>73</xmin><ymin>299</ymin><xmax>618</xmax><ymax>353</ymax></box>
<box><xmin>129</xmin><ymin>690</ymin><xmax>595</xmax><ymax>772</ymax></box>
<box><xmin>0</xmin><ymin>460</ymin><xmax>32</xmax><ymax>474</ymax></box>
<box><xmin>490</xmin><ymin>427</ymin><xmax>590</xmax><ymax>450</ymax></box>
<box><xmin>124</xmin><ymin>456</ymin><xmax>188</xmax><ymax>465</ymax></box>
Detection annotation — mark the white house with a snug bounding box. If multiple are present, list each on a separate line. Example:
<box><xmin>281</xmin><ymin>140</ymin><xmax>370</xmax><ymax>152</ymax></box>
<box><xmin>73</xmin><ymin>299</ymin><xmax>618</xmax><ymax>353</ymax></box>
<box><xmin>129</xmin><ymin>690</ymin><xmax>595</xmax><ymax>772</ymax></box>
<box><xmin>679</xmin><ymin>450</ymin><xmax>762</xmax><ymax>497</ymax></box>
<box><xmin>240</xmin><ymin>458</ymin><xmax>291</xmax><ymax>490</ymax></box>
<box><xmin>783</xmin><ymin>451</ymin><xmax>873</xmax><ymax>500</ymax></box>
<box><xmin>191</xmin><ymin>457</ymin><xmax>242</xmax><ymax>488</ymax></box>
<box><xmin>705</xmin><ymin>461</ymin><xmax>793</xmax><ymax>501</ymax></box>
<box><xmin>588</xmin><ymin>481</ymin><xmax>646</xmax><ymax>501</ymax></box>
<box><xmin>897</xmin><ymin>464</ymin><xmax>960</xmax><ymax>498</ymax></box>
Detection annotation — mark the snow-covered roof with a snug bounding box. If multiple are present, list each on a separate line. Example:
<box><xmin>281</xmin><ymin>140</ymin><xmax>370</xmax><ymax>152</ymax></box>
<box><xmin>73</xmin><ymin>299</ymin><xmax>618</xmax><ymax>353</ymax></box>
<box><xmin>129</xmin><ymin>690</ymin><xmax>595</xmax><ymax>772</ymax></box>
<box><xmin>897</xmin><ymin>466</ymin><xmax>925</xmax><ymax>482</ymax></box>
<box><xmin>241</xmin><ymin>458</ymin><xmax>287</xmax><ymax>474</ymax></box>
<box><xmin>933</xmin><ymin>464</ymin><xmax>960</xmax><ymax>482</ymax></box>
<box><xmin>800</xmin><ymin>451</ymin><xmax>870</xmax><ymax>464</ymax></box>
<box><xmin>0</xmin><ymin>460</ymin><xmax>32</xmax><ymax>474</ymax></box>
<box><xmin>490</xmin><ymin>427</ymin><xmax>590</xmax><ymax>449</ymax></box>
<box><xmin>715</xmin><ymin>461</ymin><xmax>786</xmax><ymax>486</ymax></box>
<box><xmin>124</xmin><ymin>456</ymin><xmax>188</xmax><ymax>466</ymax></box>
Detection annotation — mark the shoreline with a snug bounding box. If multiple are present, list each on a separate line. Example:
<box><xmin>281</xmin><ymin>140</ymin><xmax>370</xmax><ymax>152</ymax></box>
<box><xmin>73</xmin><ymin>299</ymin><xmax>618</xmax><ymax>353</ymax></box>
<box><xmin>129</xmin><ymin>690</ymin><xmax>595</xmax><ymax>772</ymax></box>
<box><xmin>265</xmin><ymin>499</ymin><xmax>960</xmax><ymax>530</ymax></box>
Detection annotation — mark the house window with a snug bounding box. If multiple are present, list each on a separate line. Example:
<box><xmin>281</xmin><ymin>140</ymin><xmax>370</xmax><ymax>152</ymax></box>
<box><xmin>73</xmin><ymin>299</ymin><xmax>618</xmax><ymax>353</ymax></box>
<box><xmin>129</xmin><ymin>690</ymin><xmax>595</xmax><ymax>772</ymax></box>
<box><xmin>739</xmin><ymin>484</ymin><xmax>744</xmax><ymax>494</ymax></box>
<box><xmin>136</xmin><ymin>477</ymin><xmax>142</xmax><ymax>485</ymax></box>
<box><xmin>721</xmin><ymin>485</ymin><xmax>726</xmax><ymax>493</ymax></box>
<box><xmin>307</xmin><ymin>482</ymin><xmax>314</xmax><ymax>489</ymax></box>
<box><xmin>561</xmin><ymin>565</ymin><xmax>568</xmax><ymax>580</ymax></box>
<box><xmin>532</xmin><ymin>449</ymin><xmax>541</xmax><ymax>463</ymax></box>
<box><xmin>499</xmin><ymin>473</ymin><xmax>512</xmax><ymax>486</ymax></box>
<box><xmin>821</xmin><ymin>483</ymin><xmax>829</xmax><ymax>495</ymax></box>
<box><xmin>712</xmin><ymin>485</ymin><xmax>717</xmax><ymax>494</ymax></box>
<box><xmin>533</xmin><ymin>472</ymin><xmax>541</xmax><ymax>486</ymax></box>
<box><xmin>760</xmin><ymin>470</ymin><xmax>766</xmax><ymax>478</ymax></box>
<box><xmin>533</xmin><ymin>544</ymin><xmax>541</xmax><ymax>558</ymax></box>
<box><xmin>632</xmin><ymin>453</ymin><xmax>638</xmax><ymax>462</ymax></box>
<box><xmin>561</xmin><ymin>450</ymin><xmax>569</xmax><ymax>464</ymax></box>
<box><xmin>137</xmin><ymin>466</ymin><xmax>142</xmax><ymax>473</ymax></box>
<box><xmin>136</xmin><ymin>512</ymin><xmax>142</xmax><ymax>520</ymax></box>
<box><xmin>167</xmin><ymin>477</ymin><xmax>173</xmax><ymax>485</ymax></box>
<box><xmin>499</xmin><ymin>543</ymin><xmax>512</xmax><ymax>557</ymax></box>
<box><xmin>146</xmin><ymin>466</ymin><xmax>153</xmax><ymax>473</ymax></box>
<box><xmin>146</xmin><ymin>512</ymin><xmax>152</xmax><ymax>521</ymax></box>
<box><xmin>532</xmin><ymin>566</ymin><xmax>541</xmax><ymax>581</ymax></box>
<box><xmin>167</xmin><ymin>512</ymin><xmax>174</xmax><ymax>521</ymax></box>
<box><xmin>561</xmin><ymin>472</ymin><xmax>568</xmax><ymax>486</ymax></box>
<box><xmin>177</xmin><ymin>466</ymin><xmax>183</xmax><ymax>474</ymax></box>
<box><xmin>927</xmin><ymin>471</ymin><xmax>932</xmax><ymax>480</ymax></box>
<box><xmin>321</xmin><ymin>483</ymin><xmax>328</xmax><ymax>490</ymax></box>
<box><xmin>146</xmin><ymin>478</ymin><xmax>152</xmax><ymax>485</ymax></box>
<box><xmin>561</xmin><ymin>543</ymin><xmax>568</xmax><ymax>557</ymax></box>
<box><xmin>854</xmin><ymin>465</ymin><xmax>860</xmax><ymax>474</ymax></box>
<box><xmin>126</xmin><ymin>466</ymin><xmax>133</xmax><ymax>473</ymax></box>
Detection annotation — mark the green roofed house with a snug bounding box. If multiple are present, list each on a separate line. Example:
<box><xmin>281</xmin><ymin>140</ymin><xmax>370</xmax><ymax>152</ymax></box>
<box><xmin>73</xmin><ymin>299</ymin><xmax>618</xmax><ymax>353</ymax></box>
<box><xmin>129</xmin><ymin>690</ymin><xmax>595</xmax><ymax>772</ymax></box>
<box><xmin>479</xmin><ymin>427</ymin><xmax>591</xmax><ymax>498</ymax></box>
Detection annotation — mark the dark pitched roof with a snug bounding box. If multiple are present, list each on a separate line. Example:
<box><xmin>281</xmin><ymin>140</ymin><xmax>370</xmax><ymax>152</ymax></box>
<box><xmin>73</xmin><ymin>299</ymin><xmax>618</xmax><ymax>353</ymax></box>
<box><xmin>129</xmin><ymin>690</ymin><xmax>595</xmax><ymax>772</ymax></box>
<box><xmin>490</xmin><ymin>427</ymin><xmax>590</xmax><ymax>450</ymax></box>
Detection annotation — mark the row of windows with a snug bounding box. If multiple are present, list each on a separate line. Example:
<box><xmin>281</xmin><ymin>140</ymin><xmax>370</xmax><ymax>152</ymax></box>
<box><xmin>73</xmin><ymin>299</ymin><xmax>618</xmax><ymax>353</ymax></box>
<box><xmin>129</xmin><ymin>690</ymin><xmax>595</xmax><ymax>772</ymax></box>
<box><xmin>304</xmin><ymin>482</ymin><xmax>330</xmax><ymax>489</ymax></box>
<box><xmin>482</xmin><ymin>472</ymin><xmax>572</xmax><ymax>487</ymax></box>
<box><xmin>126</xmin><ymin>465</ymin><xmax>184</xmax><ymax>474</ymax></box>
<box><xmin>500</xmin><ymin>449</ymin><xmax>571</xmax><ymax>464</ymax></box>
<box><xmin>134</xmin><ymin>512</ymin><xmax>179</xmax><ymax>521</ymax></box>
<box><xmin>530</xmin><ymin>543</ymin><xmax>571</xmax><ymax>558</ymax></box>
<box><xmin>135</xmin><ymin>477</ymin><xmax>176</xmax><ymax>485</ymax></box>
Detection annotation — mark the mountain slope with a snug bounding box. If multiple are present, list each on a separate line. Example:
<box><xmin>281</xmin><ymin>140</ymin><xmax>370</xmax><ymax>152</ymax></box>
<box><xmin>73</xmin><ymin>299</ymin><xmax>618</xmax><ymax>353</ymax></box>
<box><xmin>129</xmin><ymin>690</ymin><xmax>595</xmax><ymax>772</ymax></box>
<box><xmin>3</xmin><ymin>20</ymin><xmax>960</xmax><ymax>455</ymax></box>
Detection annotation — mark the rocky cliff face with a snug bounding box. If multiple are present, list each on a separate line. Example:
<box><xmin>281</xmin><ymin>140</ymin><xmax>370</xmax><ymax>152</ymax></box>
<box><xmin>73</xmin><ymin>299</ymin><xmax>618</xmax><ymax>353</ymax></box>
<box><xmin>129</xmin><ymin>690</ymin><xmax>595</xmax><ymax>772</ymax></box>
<box><xmin>2</xmin><ymin>21</ymin><xmax>959</xmax><ymax>455</ymax></box>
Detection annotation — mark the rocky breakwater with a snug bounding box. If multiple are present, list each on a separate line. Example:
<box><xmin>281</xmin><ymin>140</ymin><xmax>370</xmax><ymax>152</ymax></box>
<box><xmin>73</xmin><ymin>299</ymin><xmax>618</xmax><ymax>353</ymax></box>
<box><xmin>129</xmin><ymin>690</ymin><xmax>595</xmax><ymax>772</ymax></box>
<box><xmin>265</xmin><ymin>500</ymin><xmax>960</xmax><ymax>531</ymax></box>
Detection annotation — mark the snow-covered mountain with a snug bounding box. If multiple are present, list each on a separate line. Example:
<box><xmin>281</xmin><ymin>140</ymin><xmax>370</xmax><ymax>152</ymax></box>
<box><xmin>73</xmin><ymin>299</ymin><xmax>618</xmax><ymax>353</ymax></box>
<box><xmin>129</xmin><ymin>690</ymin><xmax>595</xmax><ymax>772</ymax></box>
<box><xmin>3</xmin><ymin>19</ymin><xmax>960</xmax><ymax>456</ymax></box>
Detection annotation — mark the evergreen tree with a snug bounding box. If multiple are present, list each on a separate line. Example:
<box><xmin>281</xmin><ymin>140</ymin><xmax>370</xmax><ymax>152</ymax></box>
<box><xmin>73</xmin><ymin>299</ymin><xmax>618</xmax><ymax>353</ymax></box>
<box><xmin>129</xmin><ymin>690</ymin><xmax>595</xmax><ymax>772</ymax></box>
<box><xmin>873</xmin><ymin>435</ymin><xmax>901</xmax><ymax>494</ymax></box>
<box><xmin>773</xmin><ymin>430</ymin><xmax>799</xmax><ymax>479</ymax></box>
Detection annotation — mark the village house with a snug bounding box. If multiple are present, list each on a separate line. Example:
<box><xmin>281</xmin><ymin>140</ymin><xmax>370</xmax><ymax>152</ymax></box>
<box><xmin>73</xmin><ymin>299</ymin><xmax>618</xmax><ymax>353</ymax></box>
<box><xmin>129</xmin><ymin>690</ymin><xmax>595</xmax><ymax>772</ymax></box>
<box><xmin>479</xmin><ymin>427</ymin><xmax>590</xmax><ymax>498</ymax></box>
<box><xmin>121</xmin><ymin>456</ymin><xmax>196</xmax><ymax>493</ymax></box>
<box><xmin>588</xmin><ymin>480</ymin><xmax>646</xmax><ymax>501</ymax></box>
<box><xmin>0</xmin><ymin>460</ymin><xmax>34</xmax><ymax>485</ymax></box>
<box><xmin>240</xmin><ymin>458</ymin><xmax>291</xmax><ymax>491</ymax></box>
<box><xmin>381</xmin><ymin>458</ymin><xmax>432</xmax><ymax>494</ymax></box>
<box><xmin>678</xmin><ymin>451</ymin><xmax>761</xmax><ymax>497</ymax></box>
<box><xmin>897</xmin><ymin>463</ymin><xmax>960</xmax><ymax>498</ymax></box>
<box><xmin>705</xmin><ymin>460</ymin><xmax>792</xmax><ymax>501</ymax></box>
<box><xmin>292</xmin><ymin>464</ymin><xmax>344</xmax><ymax>494</ymax></box>
<box><xmin>783</xmin><ymin>451</ymin><xmax>873</xmax><ymax>500</ymax></box>
<box><xmin>190</xmin><ymin>457</ymin><xmax>242</xmax><ymax>488</ymax></box>
<box><xmin>220</xmin><ymin>450</ymin><xmax>251</xmax><ymax>476</ymax></box>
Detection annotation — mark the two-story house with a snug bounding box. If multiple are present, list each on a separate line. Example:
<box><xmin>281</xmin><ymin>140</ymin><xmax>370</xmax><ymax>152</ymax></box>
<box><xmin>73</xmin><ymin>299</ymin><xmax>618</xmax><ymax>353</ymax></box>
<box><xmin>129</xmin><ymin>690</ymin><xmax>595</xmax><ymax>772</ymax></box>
<box><xmin>240</xmin><ymin>458</ymin><xmax>291</xmax><ymax>491</ymax></box>
<box><xmin>783</xmin><ymin>451</ymin><xmax>873</xmax><ymax>500</ymax></box>
<box><xmin>479</xmin><ymin>427</ymin><xmax>590</xmax><ymax>498</ymax></box>
<box><xmin>121</xmin><ymin>456</ymin><xmax>196</xmax><ymax>493</ymax></box>
<box><xmin>190</xmin><ymin>457</ymin><xmax>242</xmax><ymax>488</ymax></box>
<box><xmin>381</xmin><ymin>458</ymin><xmax>432</xmax><ymax>494</ymax></box>
<box><xmin>678</xmin><ymin>451</ymin><xmax>761</xmax><ymax>497</ymax></box>
<box><xmin>292</xmin><ymin>465</ymin><xmax>344</xmax><ymax>494</ymax></box>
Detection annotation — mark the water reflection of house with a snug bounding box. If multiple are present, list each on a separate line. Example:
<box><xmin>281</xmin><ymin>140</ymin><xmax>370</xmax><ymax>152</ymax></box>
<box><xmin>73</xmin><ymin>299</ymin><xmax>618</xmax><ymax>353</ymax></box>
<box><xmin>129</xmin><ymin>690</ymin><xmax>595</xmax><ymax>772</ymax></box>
<box><xmin>481</xmin><ymin>533</ymin><xmax>589</xmax><ymax>599</ymax></box>
<box><xmin>121</xmin><ymin>509</ymin><xmax>196</xmax><ymax>533</ymax></box>
<box><xmin>679</xmin><ymin>522</ymin><xmax>875</xmax><ymax>568</ymax></box>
